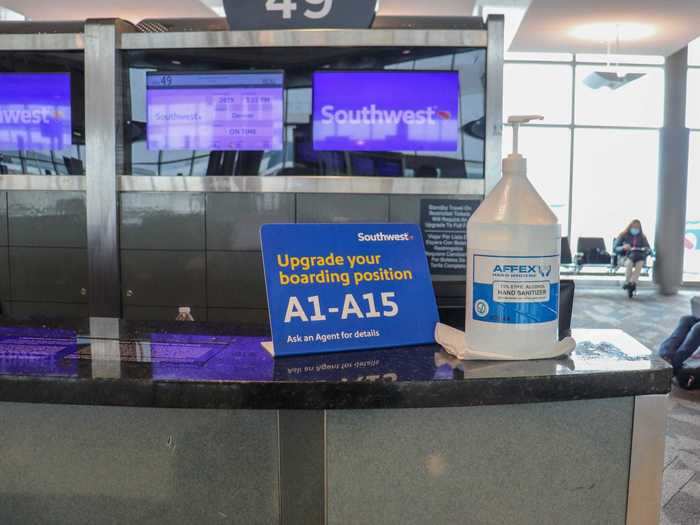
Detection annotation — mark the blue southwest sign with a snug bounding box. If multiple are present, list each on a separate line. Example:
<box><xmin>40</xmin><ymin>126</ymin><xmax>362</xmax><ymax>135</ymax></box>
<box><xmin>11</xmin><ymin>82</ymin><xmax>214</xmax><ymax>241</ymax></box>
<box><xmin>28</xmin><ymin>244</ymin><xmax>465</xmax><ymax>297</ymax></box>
<box><xmin>260</xmin><ymin>223</ymin><xmax>439</xmax><ymax>356</ymax></box>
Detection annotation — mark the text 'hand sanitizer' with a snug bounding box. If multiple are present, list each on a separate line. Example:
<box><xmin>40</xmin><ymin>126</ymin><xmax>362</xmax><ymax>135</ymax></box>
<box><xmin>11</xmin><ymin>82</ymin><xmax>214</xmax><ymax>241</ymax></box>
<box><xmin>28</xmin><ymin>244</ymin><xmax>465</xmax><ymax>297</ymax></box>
<box><xmin>465</xmin><ymin>115</ymin><xmax>561</xmax><ymax>358</ymax></box>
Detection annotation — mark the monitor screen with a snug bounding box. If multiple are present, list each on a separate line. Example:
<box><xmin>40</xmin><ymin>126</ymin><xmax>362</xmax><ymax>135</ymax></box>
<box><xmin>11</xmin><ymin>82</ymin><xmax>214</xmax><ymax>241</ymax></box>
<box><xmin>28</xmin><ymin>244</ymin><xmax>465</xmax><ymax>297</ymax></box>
<box><xmin>146</xmin><ymin>71</ymin><xmax>284</xmax><ymax>151</ymax></box>
<box><xmin>312</xmin><ymin>71</ymin><xmax>460</xmax><ymax>152</ymax></box>
<box><xmin>0</xmin><ymin>73</ymin><xmax>72</xmax><ymax>151</ymax></box>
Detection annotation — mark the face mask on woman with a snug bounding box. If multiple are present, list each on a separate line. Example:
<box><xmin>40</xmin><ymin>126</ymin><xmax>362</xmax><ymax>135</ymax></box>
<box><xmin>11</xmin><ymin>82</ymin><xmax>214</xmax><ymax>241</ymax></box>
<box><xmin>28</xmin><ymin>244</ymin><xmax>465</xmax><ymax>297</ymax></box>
<box><xmin>630</xmin><ymin>228</ymin><xmax>640</xmax><ymax>236</ymax></box>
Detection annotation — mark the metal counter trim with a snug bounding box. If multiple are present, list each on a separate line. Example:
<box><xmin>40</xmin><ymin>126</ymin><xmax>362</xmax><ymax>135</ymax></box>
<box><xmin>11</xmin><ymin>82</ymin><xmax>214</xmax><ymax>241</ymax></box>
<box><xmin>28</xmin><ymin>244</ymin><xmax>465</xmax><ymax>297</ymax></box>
<box><xmin>484</xmin><ymin>15</ymin><xmax>504</xmax><ymax>194</ymax></box>
<box><xmin>120</xmin><ymin>29</ymin><xmax>488</xmax><ymax>50</ymax></box>
<box><xmin>0</xmin><ymin>175</ymin><xmax>86</xmax><ymax>191</ymax></box>
<box><xmin>117</xmin><ymin>175</ymin><xmax>485</xmax><ymax>195</ymax></box>
<box><xmin>625</xmin><ymin>394</ymin><xmax>669</xmax><ymax>525</ymax></box>
<box><xmin>0</xmin><ymin>175</ymin><xmax>484</xmax><ymax>196</ymax></box>
<box><xmin>0</xmin><ymin>33</ymin><xmax>84</xmax><ymax>50</ymax></box>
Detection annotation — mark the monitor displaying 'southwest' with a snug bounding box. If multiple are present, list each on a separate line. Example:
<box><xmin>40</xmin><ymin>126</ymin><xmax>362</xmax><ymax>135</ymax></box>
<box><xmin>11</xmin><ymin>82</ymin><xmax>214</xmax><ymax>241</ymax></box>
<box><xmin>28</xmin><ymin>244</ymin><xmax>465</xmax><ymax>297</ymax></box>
<box><xmin>312</xmin><ymin>71</ymin><xmax>460</xmax><ymax>152</ymax></box>
<box><xmin>146</xmin><ymin>71</ymin><xmax>284</xmax><ymax>151</ymax></box>
<box><xmin>0</xmin><ymin>73</ymin><xmax>72</xmax><ymax>151</ymax></box>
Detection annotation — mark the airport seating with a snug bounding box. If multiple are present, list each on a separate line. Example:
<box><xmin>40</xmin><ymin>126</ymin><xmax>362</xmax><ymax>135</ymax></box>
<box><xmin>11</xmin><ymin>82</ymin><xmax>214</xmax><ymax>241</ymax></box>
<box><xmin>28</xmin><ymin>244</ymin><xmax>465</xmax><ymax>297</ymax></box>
<box><xmin>575</xmin><ymin>237</ymin><xmax>612</xmax><ymax>272</ymax></box>
<box><xmin>560</xmin><ymin>237</ymin><xmax>578</xmax><ymax>274</ymax></box>
<box><xmin>561</xmin><ymin>237</ymin><xmax>573</xmax><ymax>265</ymax></box>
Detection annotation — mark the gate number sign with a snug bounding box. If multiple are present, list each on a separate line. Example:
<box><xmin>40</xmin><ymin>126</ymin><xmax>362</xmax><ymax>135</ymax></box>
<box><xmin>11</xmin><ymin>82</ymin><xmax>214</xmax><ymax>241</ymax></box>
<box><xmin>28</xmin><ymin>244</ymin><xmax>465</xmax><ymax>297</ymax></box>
<box><xmin>223</xmin><ymin>0</ymin><xmax>378</xmax><ymax>30</ymax></box>
<box><xmin>265</xmin><ymin>0</ymin><xmax>333</xmax><ymax>20</ymax></box>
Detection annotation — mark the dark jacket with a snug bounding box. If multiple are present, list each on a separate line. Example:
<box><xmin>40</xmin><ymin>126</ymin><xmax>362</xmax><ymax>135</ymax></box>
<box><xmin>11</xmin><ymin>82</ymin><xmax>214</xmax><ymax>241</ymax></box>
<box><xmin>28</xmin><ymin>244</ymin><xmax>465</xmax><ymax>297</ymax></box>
<box><xmin>614</xmin><ymin>232</ymin><xmax>650</xmax><ymax>262</ymax></box>
<box><xmin>659</xmin><ymin>315</ymin><xmax>700</xmax><ymax>388</ymax></box>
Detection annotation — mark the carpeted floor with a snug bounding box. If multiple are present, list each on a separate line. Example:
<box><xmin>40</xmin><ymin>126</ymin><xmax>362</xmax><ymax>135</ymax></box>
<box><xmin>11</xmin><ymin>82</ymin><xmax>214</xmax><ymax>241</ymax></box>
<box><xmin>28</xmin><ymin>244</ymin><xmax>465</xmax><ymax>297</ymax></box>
<box><xmin>571</xmin><ymin>282</ymin><xmax>700</xmax><ymax>525</ymax></box>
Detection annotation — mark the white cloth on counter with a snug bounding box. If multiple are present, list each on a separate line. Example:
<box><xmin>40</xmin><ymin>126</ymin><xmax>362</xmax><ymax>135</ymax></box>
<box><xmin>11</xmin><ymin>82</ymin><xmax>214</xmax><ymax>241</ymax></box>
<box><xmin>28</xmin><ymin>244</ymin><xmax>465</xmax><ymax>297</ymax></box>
<box><xmin>434</xmin><ymin>322</ymin><xmax>576</xmax><ymax>361</ymax></box>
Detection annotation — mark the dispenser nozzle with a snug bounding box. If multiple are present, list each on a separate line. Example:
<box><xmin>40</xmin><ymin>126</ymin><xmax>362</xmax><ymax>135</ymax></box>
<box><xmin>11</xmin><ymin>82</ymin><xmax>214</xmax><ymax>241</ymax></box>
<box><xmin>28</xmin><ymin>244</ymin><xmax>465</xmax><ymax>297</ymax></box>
<box><xmin>507</xmin><ymin>115</ymin><xmax>544</xmax><ymax>154</ymax></box>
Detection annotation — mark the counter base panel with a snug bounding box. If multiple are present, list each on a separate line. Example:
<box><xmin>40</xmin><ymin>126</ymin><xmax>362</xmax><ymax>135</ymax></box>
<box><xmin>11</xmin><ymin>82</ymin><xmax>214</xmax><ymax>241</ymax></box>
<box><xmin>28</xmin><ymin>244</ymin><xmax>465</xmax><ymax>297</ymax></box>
<box><xmin>327</xmin><ymin>398</ymin><xmax>632</xmax><ymax>525</ymax></box>
<box><xmin>0</xmin><ymin>395</ymin><xmax>665</xmax><ymax>525</ymax></box>
<box><xmin>0</xmin><ymin>404</ymin><xmax>280</xmax><ymax>524</ymax></box>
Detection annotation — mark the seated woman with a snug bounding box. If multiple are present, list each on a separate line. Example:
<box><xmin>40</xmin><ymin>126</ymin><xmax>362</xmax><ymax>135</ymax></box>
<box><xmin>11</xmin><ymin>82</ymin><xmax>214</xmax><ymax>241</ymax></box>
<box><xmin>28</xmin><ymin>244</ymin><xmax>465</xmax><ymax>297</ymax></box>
<box><xmin>613</xmin><ymin>219</ymin><xmax>651</xmax><ymax>297</ymax></box>
<box><xmin>660</xmin><ymin>315</ymin><xmax>700</xmax><ymax>388</ymax></box>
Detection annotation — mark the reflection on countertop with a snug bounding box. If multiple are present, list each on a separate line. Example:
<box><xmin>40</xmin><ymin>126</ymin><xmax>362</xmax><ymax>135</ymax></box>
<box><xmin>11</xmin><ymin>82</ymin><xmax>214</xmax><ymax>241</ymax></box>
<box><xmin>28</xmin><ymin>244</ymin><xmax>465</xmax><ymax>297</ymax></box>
<box><xmin>0</xmin><ymin>318</ymin><xmax>672</xmax><ymax>410</ymax></box>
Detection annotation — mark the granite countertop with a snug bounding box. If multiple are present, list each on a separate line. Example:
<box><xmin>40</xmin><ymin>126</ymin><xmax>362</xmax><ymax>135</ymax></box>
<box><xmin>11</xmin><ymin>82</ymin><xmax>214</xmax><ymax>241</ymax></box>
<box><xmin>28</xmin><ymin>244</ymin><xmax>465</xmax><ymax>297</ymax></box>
<box><xmin>0</xmin><ymin>317</ymin><xmax>672</xmax><ymax>410</ymax></box>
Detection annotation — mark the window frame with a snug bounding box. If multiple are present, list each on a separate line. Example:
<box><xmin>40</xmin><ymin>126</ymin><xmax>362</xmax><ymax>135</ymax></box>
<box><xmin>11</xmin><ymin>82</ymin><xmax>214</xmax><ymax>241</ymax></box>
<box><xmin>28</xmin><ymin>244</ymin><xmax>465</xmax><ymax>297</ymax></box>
<box><xmin>503</xmin><ymin>54</ymin><xmax>665</xmax><ymax>251</ymax></box>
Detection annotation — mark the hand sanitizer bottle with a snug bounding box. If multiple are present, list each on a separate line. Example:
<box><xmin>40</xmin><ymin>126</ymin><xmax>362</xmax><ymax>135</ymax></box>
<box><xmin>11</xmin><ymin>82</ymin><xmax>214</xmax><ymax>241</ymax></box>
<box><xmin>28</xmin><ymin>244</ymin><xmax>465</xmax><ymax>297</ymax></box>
<box><xmin>465</xmin><ymin>115</ymin><xmax>561</xmax><ymax>358</ymax></box>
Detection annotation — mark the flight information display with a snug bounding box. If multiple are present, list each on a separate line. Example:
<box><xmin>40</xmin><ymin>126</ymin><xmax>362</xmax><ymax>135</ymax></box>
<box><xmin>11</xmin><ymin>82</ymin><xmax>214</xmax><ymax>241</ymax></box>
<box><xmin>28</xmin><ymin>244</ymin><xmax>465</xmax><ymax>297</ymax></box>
<box><xmin>146</xmin><ymin>71</ymin><xmax>284</xmax><ymax>151</ymax></box>
<box><xmin>312</xmin><ymin>71</ymin><xmax>460</xmax><ymax>152</ymax></box>
<box><xmin>0</xmin><ymin>73</ymin><xmax>72</xmax><ymax>151</ymax></box>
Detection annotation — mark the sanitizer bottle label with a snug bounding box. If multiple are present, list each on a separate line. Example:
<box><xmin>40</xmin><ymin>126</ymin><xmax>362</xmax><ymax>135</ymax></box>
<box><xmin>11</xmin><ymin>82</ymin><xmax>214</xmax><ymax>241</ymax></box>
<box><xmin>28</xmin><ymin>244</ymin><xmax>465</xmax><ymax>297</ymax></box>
<box><xmin>472</xmin><ymin>254</ymin><xmax>559</xmax><ymax>324</ymax></box>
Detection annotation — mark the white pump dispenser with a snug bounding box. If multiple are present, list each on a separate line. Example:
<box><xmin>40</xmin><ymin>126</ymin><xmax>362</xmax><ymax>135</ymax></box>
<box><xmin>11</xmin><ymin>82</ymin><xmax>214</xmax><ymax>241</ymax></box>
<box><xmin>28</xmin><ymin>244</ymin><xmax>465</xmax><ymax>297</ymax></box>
<box><xmin>463</xmin><ymin>115</ymin><xmax>563</xmax><ymax>359</ymax></box>
<box><xmin>502</xmin><ymin>115</ymin><xmax>542</xmax><ymax>177</ymax></box>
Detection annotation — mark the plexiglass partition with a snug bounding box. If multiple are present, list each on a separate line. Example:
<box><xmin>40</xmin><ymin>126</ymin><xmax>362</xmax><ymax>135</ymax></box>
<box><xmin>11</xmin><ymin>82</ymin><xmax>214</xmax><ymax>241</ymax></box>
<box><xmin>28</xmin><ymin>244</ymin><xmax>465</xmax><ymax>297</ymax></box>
<box><xmin>0</xmin><ymin>29</ymin><xmax>85</xmax><ymax>188</ymax></box>
<box><xmin>115</xmin><ymin>26</ymin><xmax>499</xmax><ymax>196</ymax></box>
<box><xmin>123</xmin><ymin>46</ymin><xmax>486</xmax><ymax>180</ymax></box>
<box><xmin>0</xmin><ymin>28</ymin><xmax>88</xmax><ymax>319</ymax></box>
<box><xmin>0</xmin><ymin>19</ymin><xmax>504</xmax><ymax>320</ymax></box>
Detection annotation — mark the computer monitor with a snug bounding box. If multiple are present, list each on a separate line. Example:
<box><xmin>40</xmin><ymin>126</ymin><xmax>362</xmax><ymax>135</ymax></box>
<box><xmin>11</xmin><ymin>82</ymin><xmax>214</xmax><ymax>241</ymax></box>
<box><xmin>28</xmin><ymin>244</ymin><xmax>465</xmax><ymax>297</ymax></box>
<box><xmin>312</xmin><ymin>70</ymin><xmax>460</xmax><ymax>152</ymax></box>
<box><xmin>0</xmin><ymin>73</ymin><xmax>72</xmax><ymax>151</ymax></box>
<box><xmin>146</xmin><ymin>71</ymin><xmax>284</xmax><ymax>151</ymax></box>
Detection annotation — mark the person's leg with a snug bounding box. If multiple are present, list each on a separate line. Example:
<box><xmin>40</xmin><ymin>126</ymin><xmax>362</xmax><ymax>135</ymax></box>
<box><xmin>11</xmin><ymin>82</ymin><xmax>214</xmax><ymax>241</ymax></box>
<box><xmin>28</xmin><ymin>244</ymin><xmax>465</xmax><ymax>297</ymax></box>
<box><xmin>672</xmin><ymin>320</ymin><xmax>700</xmax><ymax>372</ymax></box>
<box><xmin>630</xmin><ymin>260</ymin><xmax>644</xmax><ymax>284</ymax></box>
<box><xmin>624</xmin><ymin>258</ymin><xmax>633</xmax><ymax>285</ymax></box>
<box><xmin>660</xmin><ymin>316</ymin><xmax>699</xmax><ymax>363</ymax></box>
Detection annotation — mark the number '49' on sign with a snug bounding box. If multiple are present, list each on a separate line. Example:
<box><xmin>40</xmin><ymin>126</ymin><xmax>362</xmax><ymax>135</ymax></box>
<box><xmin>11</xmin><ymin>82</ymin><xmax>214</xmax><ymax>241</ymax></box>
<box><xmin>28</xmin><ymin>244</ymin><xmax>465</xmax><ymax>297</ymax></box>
<box><xmin>265</xmin><ymin>0</ymin><xmax>333</xmax><ymax>20</ymax></box>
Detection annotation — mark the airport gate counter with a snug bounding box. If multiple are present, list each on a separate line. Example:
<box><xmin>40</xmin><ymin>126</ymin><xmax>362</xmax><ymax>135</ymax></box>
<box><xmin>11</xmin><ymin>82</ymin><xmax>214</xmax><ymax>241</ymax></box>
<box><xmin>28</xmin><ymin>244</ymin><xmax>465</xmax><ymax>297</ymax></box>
<box><xmin>0</xmin><ymin>317</ymin><xmax>672</xmax><ymax>524</ymax></box>
<box><xmin>0</xmin><ymin>10</ymin><xmax>673</xmax><ymax>525</ymax></box>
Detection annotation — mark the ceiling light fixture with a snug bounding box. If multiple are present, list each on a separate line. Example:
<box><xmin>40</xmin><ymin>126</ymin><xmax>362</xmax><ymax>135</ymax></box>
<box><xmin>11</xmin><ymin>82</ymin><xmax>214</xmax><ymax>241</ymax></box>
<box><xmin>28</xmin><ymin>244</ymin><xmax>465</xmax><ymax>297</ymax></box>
<box><xmin>569</xmin><ymin>22</ymin><xmax>656</xmax><ymax>43</ymax></box>
<box><xmin>576</xmin><ymin>23</ymin><xmax>651</xmax><ymax>90</ymax></box>
<box><xmin>583</xmin><ymin>71</ymin><xmax>645</xmax><ymax>90</ymax></box>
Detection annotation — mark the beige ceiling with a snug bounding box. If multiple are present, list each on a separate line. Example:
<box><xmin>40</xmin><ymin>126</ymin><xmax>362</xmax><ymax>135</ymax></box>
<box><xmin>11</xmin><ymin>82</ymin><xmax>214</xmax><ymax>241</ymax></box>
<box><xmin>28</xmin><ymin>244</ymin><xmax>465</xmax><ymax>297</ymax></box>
<box><xmin>2</xmin><ymin>0</ymin><xmax>216</xmax><ymax>23</ymax></box>
<box><xmin>511</xmin><ymin>0</ymin><xmax>700</xmax><ymax>56</ymax></box>
<box><xmin>4</xmin><ymin>0</ymin><xmax>700</xmax><ymax>56</ymax></box>
<box><xmin>377</xmin><ymin>0</ymin><xmax>475</xmax><ymax>17</ymax></box>
<box><xmin>3</xmin><ymin>0</ymin><xmax>478</xmax><ymax>21</ymax></box>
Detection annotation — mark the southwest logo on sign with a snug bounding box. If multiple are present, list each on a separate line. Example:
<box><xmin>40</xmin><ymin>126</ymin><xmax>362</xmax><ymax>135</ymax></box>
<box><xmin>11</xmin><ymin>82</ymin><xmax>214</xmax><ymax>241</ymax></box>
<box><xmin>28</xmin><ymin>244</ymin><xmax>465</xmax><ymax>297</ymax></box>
<box><xmin>0</xmin><ymin>108</ymin><xmax>58</xmax><ymax>124</ymax></box>
<box><xmin>357</xmin><ymin>231</ymin><xmax>414</xmax><ymax>242</ymax></box>
<box><xmin>319</xmin><ymin>105</ymin><xmax>446</xmax><ymax>126</ymax></box>
<box><xmin>260</xmin><ymin>223</ymin><xmax>439</xmax><ymax>357</ymax></box>
<box><xmin>312</xmin><ymin>71</ymin><xmax>460</xmax><ymax>152</ymax></box>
